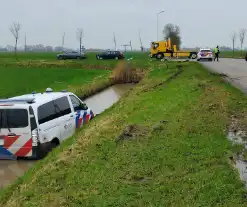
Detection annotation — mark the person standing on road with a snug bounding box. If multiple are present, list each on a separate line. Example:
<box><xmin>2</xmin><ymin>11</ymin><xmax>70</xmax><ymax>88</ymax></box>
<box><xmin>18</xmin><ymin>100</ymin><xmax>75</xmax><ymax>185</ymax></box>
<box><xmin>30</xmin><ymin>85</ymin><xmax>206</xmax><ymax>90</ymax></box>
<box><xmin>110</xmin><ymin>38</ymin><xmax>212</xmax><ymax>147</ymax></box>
<box><xmin>214</xmin><ymin>46</ymin><xmax>220</xmax><ymax>61</ymax></box>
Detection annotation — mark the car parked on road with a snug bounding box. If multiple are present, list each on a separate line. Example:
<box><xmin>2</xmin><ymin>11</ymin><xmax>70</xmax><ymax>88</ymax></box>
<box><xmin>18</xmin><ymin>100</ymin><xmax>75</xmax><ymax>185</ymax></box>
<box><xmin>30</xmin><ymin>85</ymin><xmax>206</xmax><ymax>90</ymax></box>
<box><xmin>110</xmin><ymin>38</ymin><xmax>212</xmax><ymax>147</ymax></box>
<box><xmin>0</xmin><ymin>88</ymin><xmax>94</xmax><ymax>160</ymax></box>
<box><xmin>197</xmin><ymin>48</ymin><xmax>213</xmax><ymax>61</ymax></box>
<box><xmin>245</xmin><ymin>52</ymin><xmax>247</xmax><ymax>61</ymax></box>
<box><xmin>56</xmin><ymin>51</ymin><xmax>86</xmax><ymax>60</ymax></box>
<box><xmin>96</xmin><ymin>51</ymin><xmax>124</xmax><ymax>60</ymax></box>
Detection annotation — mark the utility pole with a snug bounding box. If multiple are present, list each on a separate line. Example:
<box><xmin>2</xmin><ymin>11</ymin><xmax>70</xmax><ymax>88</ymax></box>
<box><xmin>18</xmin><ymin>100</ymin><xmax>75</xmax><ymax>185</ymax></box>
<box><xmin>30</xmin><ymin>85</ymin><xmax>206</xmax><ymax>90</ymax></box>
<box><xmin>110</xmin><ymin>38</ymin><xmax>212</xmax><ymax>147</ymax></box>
<box><xmin>156</xmin><ymin>11</ymin><xmax>164</xmax><ymax>40</ymax></box>
<box><xmin>62</xmin><ymin>32</ymin><xmax>65</xmax><ymax>51</ymax></box>
<box><xmin>122</xmin><ymin>44</ymin><xmax>128</xmax><ymax>52</ymax></box>
<box><xmin>24</xmin><ymin>33</ymin><xmax>27</xmax><ymax>52</ymax></box>
<box><xmin>129</xmin><ymin>41</ymin><xmax>132</xmax><ymax>51</ymax></box>
<box><xmin>113</xmin><ymin>33</ymin><xmax>117</xmax><ymax>50</ymax></box>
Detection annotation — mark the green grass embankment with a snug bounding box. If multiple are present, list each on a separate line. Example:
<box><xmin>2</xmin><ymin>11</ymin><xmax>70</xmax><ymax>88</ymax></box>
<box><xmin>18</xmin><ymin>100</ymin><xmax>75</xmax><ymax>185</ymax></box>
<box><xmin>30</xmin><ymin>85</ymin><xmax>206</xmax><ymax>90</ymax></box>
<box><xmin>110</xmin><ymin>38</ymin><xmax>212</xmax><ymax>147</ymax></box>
<box><xmin>1</xmin><ymin>62</ymin><xmax>247</xmax><ymax>206</ymax></box>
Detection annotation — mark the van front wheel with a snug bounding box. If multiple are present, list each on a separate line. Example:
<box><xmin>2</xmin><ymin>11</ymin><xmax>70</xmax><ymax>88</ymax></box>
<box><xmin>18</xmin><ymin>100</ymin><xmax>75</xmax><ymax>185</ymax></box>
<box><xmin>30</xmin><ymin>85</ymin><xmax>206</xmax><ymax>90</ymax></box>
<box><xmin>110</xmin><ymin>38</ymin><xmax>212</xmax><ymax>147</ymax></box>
<box><xmin>50</xmin><ymin>138</ymin><xmax>60</xmax><ymax>151</ymax></box>
<box><xmin>156</xmin><ymin>53</ymin><xmax>164</xmax><ymax>60</ymax></box>
<box><xmin>34</xmin><ymin>144</ymin><xmax>49</xmax><ymax>160</ymax></box>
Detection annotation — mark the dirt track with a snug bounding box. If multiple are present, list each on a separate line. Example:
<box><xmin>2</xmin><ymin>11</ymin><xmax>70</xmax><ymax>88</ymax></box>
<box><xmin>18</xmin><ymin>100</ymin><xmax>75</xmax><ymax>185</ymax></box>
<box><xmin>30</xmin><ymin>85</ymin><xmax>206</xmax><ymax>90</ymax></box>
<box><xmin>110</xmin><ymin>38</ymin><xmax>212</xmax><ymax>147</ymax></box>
<box><xmin>201</xmin><ymin>58</ymin><xmax>247</xmax><ymax>93</ymax></box>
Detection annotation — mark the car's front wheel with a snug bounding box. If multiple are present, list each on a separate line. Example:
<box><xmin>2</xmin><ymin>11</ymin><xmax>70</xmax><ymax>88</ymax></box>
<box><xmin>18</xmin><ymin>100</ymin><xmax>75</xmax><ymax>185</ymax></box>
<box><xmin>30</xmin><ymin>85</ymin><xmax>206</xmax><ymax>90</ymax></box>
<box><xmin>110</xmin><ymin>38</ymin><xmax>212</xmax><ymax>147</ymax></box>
<box><xmin>115</xmin><ymin>56</ymin><xmax>119</xmax><ymax>60</ymax></box>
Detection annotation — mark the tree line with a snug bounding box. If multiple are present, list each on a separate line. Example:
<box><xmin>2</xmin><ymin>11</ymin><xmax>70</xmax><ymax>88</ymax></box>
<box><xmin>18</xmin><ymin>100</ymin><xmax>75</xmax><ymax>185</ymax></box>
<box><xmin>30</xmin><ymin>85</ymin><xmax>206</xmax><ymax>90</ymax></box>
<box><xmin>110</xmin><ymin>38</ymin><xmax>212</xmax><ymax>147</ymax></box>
<box><xmin>8</xmin><ymin>21</ymin><xmax>84</xmax><ymax>55</ymax></box>
<box><xmin>231</xmin><ymin>29</ymin><xmax>246</xmax><ymax>57</ymax></box>
<box><xmin>7</xmin><ymin>21</ymin><xmax>246</xmax><ymax>57</ymax></box>
<box><xmin>163</xmin><ymin>23</ymin><xmax>246</xmax><ymax>57</ymax></box>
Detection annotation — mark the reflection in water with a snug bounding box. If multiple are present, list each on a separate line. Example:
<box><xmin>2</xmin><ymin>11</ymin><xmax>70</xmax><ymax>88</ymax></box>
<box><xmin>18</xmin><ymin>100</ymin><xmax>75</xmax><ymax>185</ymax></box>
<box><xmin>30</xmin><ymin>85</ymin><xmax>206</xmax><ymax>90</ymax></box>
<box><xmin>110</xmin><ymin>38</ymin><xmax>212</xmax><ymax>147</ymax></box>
<box><xmin>228</xmin><ymin>131</ymin><xmax>247</xmax><ymax>187</ymax></box>
<box><xmin>235</xmin><ymin>159</ymin><xmax>247</xmax><ymax>188</ymax></box>
<box><xmin>0</xmin><ymin>84</ymin><xmax>134</xmax><ymax>189</ymax></box>
<box><xmin>0</xmin><ymin>160</ymin><xmax>35</xmax><ymax>188</ymax></box>
<box><xmin>83</xmin><ymin>84</ymin><xmax>134</xmax><ymax>115</ymax></box>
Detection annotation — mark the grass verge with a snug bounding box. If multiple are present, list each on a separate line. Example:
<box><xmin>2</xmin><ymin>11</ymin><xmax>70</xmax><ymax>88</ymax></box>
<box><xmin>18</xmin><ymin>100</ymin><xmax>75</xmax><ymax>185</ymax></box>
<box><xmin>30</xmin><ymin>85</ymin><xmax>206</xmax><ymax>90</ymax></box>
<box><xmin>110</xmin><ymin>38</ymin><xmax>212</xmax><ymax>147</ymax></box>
<box><xmin>1</xmin><ymin>62</ymin><xmax>247</xmax><ymax>206</ymax></box>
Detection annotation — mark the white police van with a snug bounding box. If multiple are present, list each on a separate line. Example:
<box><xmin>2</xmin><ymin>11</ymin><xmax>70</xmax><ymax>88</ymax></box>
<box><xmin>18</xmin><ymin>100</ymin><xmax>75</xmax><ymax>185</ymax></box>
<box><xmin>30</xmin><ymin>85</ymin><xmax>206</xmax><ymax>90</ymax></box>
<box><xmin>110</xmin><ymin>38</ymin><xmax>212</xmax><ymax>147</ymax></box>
<box><xmin>0</xmin><ymin>88</ymin><xmax>94</xmax><ymax>159</ymax></box>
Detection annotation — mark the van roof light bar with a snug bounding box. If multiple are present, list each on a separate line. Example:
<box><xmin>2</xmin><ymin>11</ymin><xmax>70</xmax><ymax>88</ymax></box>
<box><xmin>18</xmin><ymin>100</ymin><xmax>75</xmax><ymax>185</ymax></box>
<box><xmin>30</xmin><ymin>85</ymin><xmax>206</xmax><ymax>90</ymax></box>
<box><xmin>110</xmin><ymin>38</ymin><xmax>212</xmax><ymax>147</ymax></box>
<box><xmin>0</xmin><ymin>97</ymin><xmax>35</xmax><ymax>104</ymax></box>
<box><xmin>45</xmin><ymin>88</ymin><xmax>53</xmax><ymax>93</ymax></box>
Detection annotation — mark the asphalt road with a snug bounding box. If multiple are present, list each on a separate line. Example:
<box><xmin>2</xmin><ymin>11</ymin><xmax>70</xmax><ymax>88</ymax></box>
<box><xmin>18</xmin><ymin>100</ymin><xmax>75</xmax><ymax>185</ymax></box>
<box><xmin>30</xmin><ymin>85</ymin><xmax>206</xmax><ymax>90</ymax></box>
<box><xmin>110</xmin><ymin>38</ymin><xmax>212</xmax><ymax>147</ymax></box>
<box><xmin>200</xmin><ymin>58</ymin><xmax>247</xmax><ymax>93</ymax></box>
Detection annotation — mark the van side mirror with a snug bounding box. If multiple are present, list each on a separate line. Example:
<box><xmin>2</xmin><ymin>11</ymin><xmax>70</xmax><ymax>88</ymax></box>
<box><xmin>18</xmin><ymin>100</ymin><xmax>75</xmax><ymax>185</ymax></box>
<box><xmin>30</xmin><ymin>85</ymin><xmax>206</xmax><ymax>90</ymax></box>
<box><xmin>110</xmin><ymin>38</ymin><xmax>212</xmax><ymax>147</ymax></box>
<box><xmin>80</xmin><ymin>103</ymin><xmax>88</xmax><ymax>110</ymax></box>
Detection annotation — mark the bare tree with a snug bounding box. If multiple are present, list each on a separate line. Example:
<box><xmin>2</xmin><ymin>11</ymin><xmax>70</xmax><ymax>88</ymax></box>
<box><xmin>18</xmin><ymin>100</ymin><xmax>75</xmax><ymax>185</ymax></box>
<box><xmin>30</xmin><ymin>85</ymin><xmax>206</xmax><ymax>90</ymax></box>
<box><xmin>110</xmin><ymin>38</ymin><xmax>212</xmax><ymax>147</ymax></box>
<box><xmin>77</xmin><ymin>28</ymin><xmax>83</xmax><ymax>54</ymax></box>
<box><xmin>163</xmin><ymin>23</ymin><xmax>181</xmax><ymax>49</ymax></box>
<box><xmin>231</xmin><ymin>32</ymin><xmax>237</xmax><ymax>58</ymax></box>
<box><xmin>239</xmin><ymin>28</ymin><xmax>246</xmax><ymax>57</ymax></box>
<box><xmin>139</xmin><ymin>29</ymin><xmax>143</xmax><ymax>52</ymax></box>
<box><xmin>9</xmin><ymin>22</ymin><xmax>21</xmax><ymax>55</ymax></box>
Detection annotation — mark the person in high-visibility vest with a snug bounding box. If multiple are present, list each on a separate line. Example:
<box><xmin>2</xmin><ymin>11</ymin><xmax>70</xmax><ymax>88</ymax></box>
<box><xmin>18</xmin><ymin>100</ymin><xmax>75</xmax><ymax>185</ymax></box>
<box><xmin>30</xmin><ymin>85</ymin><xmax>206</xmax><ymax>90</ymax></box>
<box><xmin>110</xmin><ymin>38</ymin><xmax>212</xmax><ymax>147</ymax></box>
<box><xmin>214</xmin><ymin>46</ymin><xmax>220</xmax><ymax>61</ymax></box>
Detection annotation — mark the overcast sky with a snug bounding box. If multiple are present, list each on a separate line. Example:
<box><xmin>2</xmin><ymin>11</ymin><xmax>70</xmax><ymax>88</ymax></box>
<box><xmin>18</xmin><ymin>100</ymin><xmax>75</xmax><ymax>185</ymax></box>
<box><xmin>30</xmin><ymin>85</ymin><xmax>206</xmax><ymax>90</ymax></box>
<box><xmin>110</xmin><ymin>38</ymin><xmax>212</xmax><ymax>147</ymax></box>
<box><xmin>1</xmin><ymin>0</ymin><xmax>246</xmax><ymax>50</ymax></box>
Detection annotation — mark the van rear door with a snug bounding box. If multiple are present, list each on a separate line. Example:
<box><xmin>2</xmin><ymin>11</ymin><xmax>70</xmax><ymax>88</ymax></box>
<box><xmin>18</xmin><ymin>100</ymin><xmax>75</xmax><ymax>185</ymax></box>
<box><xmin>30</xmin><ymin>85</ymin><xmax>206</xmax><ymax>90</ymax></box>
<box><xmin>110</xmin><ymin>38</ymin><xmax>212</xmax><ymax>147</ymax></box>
<box><xmin>0</xmin><ymin>107</ymin><xmax>32</xmax><ymax>159</ymax></box>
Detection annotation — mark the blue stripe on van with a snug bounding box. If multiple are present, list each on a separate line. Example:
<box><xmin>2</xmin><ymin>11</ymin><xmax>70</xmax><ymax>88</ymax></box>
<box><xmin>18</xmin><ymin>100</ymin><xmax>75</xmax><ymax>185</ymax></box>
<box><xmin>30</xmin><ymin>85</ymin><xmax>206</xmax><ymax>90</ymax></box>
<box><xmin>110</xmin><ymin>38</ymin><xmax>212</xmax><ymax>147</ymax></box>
<box><xmin>75</xmin><ymin>110</ymin><xmax>80</xmax><ymax>128</ymax></box>
<box><xmin>83</xmin><ymin>111</ymin><xmax>87</xmax><ymax>124</ymax></box>
<box><xmin>0</xmin><ymin>146</ymin><xmax>16</xmax><ymax>160</ymax></box>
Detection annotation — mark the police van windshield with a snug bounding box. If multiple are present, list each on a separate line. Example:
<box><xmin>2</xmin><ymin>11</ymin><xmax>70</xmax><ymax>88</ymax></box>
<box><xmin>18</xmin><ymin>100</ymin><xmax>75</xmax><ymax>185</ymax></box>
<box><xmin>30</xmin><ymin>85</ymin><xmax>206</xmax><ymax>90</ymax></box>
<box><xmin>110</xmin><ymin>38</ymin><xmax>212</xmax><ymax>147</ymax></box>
<box><xmin>0</xmin><ymin>109</ymin><xmax>28</xmax><ymax>128</ymax></box>
<box><xmin>200</xmin><ymin>49</ymin><xmax>211</xmax><ymax>52</ymax></box>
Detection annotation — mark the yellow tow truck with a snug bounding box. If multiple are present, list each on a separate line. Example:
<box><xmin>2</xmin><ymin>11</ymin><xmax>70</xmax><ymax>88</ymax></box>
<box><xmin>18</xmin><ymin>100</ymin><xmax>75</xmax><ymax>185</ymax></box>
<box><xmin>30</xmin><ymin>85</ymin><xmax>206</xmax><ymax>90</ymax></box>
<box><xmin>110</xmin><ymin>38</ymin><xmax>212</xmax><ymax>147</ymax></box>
<box><xmin>149</xmin><ymin>38</ymin><xmax>198</xmax><ymax>60</ymax></box>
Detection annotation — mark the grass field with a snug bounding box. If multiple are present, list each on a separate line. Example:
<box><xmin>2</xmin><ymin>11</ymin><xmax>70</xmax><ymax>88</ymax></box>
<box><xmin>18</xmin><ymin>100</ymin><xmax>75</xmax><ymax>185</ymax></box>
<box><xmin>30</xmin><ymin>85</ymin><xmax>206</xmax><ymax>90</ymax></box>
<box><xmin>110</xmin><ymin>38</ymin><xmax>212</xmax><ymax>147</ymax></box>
<box><xmin>1</xmin><ymin>59</ymin><xmax>247</xmax><ymax>206</ymax></box>
<box><xmin>0</xmin><ymin>52</ymin><xmax>152</xmax><ymax>75</ymax></box>
<box><xmin>0</xmin><ymin>67</ymin><xmax>110</xmax><ymax>98</ymax></box>
<box><xmin>0</xmin><ymin>50</ymin><xmax>245</xmax><ymax>63</ymax></box>
<box><xmin>0</xmin><ymin>51</ymin><xmax>148</xmax><ymax>60</ymax></box>
<box><xmin>0</xmin><ymin>51</ymin><xmax>149</xmax><ymax>99</ymax></box>
<box><xmin>220</xmin><ymin>51</ymin><xmax>245</xmax><ymax>59</ymax></box>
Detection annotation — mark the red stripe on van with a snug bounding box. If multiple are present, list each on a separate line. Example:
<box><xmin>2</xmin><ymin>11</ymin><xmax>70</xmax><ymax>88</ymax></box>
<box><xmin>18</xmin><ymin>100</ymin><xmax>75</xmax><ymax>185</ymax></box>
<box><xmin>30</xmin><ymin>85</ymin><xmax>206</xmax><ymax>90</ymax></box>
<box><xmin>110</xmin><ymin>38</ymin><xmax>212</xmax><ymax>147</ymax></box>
<box><xmin>78</xmin><ymin>117</ymin><xmax>83</xmax><ymax>128</ymax></box>
<box><xmin>4</xmin><ymin>135</ymin><xmax>20</xmax><ymax>149</ymax></box>
<box><xmin>15</xmin><ymin>138</ymin><xmax>32</xmax><ymax>157</ymax></box>
<box><xmin>86</xmin><ymin>114</ymin><xmax>90</xmax><ymax>123</ymax></box>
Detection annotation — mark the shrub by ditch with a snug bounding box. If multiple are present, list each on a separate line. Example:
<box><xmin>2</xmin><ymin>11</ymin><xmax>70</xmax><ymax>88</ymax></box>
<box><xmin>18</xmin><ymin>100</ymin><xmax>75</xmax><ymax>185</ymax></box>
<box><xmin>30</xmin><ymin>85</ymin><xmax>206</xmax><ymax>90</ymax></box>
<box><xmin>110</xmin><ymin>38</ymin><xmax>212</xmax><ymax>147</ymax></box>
<box><xmin>76</xmin><ymin>61</ymin><xmax>145</xmax><ymax>100</ymax></box>
<box><xmin>110</xmin><ymin>60</ymin><xmax>145</xmax><ymax>84</ymax></box>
